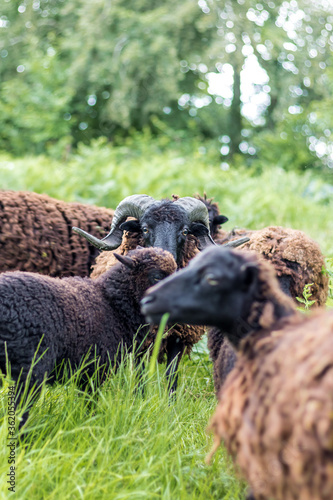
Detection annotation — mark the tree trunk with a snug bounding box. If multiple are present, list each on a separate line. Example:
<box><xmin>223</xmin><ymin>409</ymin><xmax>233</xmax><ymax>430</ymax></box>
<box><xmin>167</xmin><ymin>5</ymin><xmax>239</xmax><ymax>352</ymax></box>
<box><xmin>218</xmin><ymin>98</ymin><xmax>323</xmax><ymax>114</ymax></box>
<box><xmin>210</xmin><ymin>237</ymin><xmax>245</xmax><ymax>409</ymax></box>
<box><xmin>228</xmin><ymin>60</ymin><xmax>242</xmax><ymax>158</ymax></box>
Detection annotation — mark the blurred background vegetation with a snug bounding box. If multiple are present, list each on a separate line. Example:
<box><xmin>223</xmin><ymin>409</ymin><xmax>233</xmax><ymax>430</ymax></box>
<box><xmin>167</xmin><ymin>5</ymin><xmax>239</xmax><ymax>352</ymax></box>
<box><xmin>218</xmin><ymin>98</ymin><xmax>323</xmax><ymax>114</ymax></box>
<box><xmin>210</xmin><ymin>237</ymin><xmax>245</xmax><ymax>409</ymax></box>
<box><xmin>0</xmin><ymin>0</ymin><xmax>332</xmax><ymax>257</ymax></box>
<box><xmin>1</xmin><ymin>0</ymin><xmax>333</xmax><ymax>173</ymax></box>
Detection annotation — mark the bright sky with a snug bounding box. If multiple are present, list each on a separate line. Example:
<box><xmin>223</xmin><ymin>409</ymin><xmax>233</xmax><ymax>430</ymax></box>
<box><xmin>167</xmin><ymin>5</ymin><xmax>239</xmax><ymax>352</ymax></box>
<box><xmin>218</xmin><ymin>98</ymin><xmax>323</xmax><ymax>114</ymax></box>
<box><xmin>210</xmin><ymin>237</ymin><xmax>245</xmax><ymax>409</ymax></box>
<box><xmin>206</xmin><ymin>54</ymin><xmax>270</xmax><ymax>123</ymax></box>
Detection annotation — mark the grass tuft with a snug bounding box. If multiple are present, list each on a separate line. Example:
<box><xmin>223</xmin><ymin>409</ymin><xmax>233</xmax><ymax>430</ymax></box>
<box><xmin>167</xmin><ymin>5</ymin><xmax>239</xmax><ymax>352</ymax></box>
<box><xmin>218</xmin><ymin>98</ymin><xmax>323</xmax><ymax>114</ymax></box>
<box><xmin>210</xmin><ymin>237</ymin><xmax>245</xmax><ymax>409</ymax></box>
<box><xmin>0</xmin><ymin>347</ymin><xmax>245</xmax><ymax>499</ymax></box>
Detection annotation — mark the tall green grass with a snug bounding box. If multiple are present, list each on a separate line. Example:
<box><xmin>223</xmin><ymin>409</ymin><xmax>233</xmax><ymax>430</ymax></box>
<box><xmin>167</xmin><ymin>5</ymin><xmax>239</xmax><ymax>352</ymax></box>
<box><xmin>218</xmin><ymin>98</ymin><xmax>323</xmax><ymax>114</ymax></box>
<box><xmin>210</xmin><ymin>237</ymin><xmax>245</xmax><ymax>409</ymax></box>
<box><xmin>0</xmin><ymin>342</ymin><xmax>245</xmax><ymax>500</ymax></box>
<box><xmin>0</xmin><ymin>134</ymin><xmax>332</xmax><ymax>498</ymax></box>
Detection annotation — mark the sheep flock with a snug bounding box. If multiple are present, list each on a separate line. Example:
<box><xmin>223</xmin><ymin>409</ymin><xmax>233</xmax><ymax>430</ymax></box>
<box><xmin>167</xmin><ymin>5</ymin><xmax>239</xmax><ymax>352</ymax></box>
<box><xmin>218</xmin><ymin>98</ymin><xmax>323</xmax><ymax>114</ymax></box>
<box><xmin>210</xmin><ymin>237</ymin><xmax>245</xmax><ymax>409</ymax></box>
<box><xmin>0</xmin><ymin>188</ymin><xmax>332</xmax><ymax>499</ymax></box>
<box><xmin>142</xmin><ymin>247</ymin><xmax>333</xmax><ymax>500</ymax></box>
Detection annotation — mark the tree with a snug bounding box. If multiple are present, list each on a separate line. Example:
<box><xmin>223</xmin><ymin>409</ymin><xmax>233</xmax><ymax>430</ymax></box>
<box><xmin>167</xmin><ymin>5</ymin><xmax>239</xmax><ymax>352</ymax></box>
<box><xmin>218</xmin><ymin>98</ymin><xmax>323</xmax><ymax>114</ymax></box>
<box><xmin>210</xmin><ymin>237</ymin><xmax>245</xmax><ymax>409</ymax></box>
<box><xmin>1</xmin><ymin>0</ymin><xmax>333</xmax><ymax>172</ymax></box>
<box><xmin>204</xmin><ymin>0</ymin><xmax>333</xmax><ymax>168</ymax></box>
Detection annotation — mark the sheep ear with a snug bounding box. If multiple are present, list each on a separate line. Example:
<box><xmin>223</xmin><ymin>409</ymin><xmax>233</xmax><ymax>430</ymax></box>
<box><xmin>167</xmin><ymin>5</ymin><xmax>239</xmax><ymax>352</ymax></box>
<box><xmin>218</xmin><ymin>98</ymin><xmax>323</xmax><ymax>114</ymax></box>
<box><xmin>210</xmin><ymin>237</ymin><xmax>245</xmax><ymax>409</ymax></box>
<box><xmin>120</xmin><ymin>220</ymin><xmax>141</xmax><ymax>233</ymax></box>
<box><xmin>190</xmin><ymin>222</ymin><xmax>216</xmax><ymax>250</ymax></box>
<box><xmin>213</xmin><ymin>215</ymin><xmax>228</xmax><ymax>226</ymax></box>
<box><xmin>239</xmin><ymin>263</ymin><xmax>258</xmax><ymax>290</ymax></box>
<box><xmin>113</xmin><ymin>253</ymin><xmax>135</xmax><ymax>269</ymax></box>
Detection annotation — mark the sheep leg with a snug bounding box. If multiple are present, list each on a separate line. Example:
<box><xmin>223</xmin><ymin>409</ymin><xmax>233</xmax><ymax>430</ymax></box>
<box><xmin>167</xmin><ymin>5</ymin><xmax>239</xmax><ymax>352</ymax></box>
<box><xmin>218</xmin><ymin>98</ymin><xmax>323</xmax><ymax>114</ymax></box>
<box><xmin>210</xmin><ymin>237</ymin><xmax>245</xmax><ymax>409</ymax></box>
<box><xmin>165</xmin><ymin>337</ymin><xmax>185</xmax><ymax>395</ymax></box>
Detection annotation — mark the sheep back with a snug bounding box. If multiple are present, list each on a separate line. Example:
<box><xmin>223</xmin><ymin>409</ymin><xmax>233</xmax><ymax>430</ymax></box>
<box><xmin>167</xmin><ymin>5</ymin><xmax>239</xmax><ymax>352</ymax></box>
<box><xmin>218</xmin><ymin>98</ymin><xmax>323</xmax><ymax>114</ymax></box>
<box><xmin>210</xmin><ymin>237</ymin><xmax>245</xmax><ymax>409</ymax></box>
<box><xmin>216</xmin><ymin>226</ymin><xmax>328</xmax><ymax>307</ymax></box>
<box><xmin>0</xmin><ymin>190</ymin><xmax>114</xmax><ymax>277</ymax></box>
<box><xmin>208</xmin><ymin>310</ymin><xmax>333</xmax><ymax>500</ymax></box>
<box><xmin>0</xmin><ymin>271</ymin><xmax>112</xmax><ymax>385</ymax></box>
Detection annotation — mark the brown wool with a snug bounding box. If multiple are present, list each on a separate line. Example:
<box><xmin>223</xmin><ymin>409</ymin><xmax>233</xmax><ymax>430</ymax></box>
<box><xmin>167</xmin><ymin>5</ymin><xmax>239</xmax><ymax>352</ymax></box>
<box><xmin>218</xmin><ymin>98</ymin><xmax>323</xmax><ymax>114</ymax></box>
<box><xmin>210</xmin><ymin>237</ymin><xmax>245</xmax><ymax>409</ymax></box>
<box><xmin>216</xmin><ymin>225</ymin><xmax>328</xmax><ymax>307</ymax></box>
<box><xmin>207</xmin><ymin>260</ymin><xmax>333</xmax><ymax>500</ymax></box>
<box><xmin>0</xmin><ymin>190</ymin><xmax>114</xmax><ymax>277</ymax></box>
<box><xmin>91</xmin><ymin>196</ymin><xmax>206</xmax><ymax>362</ymax></box>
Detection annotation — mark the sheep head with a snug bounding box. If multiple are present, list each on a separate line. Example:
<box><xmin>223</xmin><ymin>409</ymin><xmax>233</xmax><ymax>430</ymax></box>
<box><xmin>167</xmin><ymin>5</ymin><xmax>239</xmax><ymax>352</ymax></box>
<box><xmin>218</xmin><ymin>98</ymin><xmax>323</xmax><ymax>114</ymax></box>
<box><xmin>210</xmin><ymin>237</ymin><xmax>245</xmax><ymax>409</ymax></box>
<box><xmin>141</xmin><ymin>247</ymin><xmax>258</xmax><ymax>333</ymax></box>
<box><xmin>141</xmin><ymin>247</ymin><xmax>296</xmax><ymax>348</ymax></box>
<box><xmin>112</xmin><ymin>247</ymin><xmax>177</xmax><ymax>301</ymax></box>
<box><xmin>73</xmin><ymin>194</ymin><xmax>217</xmax><ymax>264</ymax></box>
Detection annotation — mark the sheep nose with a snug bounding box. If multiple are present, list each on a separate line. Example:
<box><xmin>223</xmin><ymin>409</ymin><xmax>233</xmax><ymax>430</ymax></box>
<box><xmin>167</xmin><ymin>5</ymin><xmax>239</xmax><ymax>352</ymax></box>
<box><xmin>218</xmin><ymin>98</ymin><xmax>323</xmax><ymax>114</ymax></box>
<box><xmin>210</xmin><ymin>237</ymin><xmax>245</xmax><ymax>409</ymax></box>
<box><xmin>141</xmin><ymin>295</ymin><xmax>156</xmax><ymax>307</ymax></box>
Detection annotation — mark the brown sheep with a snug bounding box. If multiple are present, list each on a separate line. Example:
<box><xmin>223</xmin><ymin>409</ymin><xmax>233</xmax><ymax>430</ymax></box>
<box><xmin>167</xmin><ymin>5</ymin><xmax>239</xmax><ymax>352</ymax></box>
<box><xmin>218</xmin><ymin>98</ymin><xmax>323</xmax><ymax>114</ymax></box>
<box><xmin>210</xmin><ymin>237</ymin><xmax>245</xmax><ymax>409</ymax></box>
<box><xmin>208</xmin><ymin>309</ymin><xmax>333</xmax><ymax>500</ymax></box>
<box><xmin>141</xmin><ymin>247</ymin><xmax>333</xmax><ymax>500</ymax></box>
<box><xmin>0</xmin><ymin>190</ymin><xmax>114</xmax><ymax>277</ymax></box>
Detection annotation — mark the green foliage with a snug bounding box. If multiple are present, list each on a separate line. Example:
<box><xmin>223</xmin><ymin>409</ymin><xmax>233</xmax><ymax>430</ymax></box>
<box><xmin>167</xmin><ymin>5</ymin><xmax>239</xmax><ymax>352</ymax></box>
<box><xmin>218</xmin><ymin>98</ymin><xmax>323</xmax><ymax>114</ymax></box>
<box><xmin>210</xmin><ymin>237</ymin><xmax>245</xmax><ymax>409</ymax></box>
<box><xmin>1</xmin><ymin>0</ymin><xmax>333</xmax><ymax>171</ymax></box>
<box><xmin>0</xmin><ymin>55</ymin><xmax>73</xmax><ymax>155</ymax></box>
<box><xmin>0</xmin><ymin>346</ymin><xmax>246</xmax><ymax>499</ymax></box>
<box><xmin>0</xmin><ymin>0</ymin><xmax>218</xmax><ymax>152</ymax></box>
<box><xmin>325</xmin><ymin>258</ymin><xmax>333</xmax><ymax>308</ymax></box>
<box><xmin>1</xmin><ymin>133</ymin><xmax>332</xmax><ymax>256</ymax></box>
<box><xmin>296</xmin><ymin>283</ymin><xmax>316</xmax><ymax>310</ymax></box>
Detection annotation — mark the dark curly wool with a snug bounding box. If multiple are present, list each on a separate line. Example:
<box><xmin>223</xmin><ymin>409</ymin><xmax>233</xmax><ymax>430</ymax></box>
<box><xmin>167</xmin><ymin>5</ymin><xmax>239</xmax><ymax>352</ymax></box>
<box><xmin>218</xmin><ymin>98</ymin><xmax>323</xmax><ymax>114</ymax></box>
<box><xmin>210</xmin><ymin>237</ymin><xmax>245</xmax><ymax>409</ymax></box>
<box><xmin>90</xmin><ymin>197</ymin><xmax>207</xmax><ymax>391</ymax></box>
<box><xmin>0</xmin><ymin>247</ymin><xmax>176</xmax><ymax>397</ymax></box>
<box><xmin>0</xmin><ymin>190</ymin><xmax>114</xmax><ymax>277</ymax></box>
<box><xmin>146</xmin><ymin>200</ymin><xmax>187</xmax><ymax>224</ymax></box>
<box><xmin>207</xmin><ymin>334</ymin><xmax>236</xmax><ymax>396</ymax></box>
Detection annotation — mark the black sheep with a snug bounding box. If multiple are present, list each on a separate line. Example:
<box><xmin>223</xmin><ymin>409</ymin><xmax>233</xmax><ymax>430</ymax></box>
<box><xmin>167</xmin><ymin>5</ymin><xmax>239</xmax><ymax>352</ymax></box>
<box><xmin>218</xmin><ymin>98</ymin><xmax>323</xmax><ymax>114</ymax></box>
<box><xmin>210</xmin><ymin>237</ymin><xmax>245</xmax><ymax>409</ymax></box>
<box><xmin>73</xmin><ymin>194</ymin><xmax>246</xmax><ymax>393</ymax></box>
<box><xmin>196</xmin><ymin>194</ymin><xmax>328</xmax><ymax>307</ymax></box>
<box><xmin>0</xmin><ymin>247</ymin><xmax>177</xmax><ymax>423</ymax></box>
<box><xmin>141</xmin><ymin>247</ymin><xmax>333</xmax><ymax>500</ymax></box>
<box><xmin>196</xmin><ymin>194</ymin><xmax>329</xmax><ymax>394</ymax></box>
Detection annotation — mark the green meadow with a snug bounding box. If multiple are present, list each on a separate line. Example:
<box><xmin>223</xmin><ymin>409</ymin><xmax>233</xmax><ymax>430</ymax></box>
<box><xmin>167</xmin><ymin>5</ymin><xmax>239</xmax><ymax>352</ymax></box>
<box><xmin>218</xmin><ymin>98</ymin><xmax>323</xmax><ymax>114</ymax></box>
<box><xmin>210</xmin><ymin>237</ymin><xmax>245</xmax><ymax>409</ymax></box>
<box><xmin>0</xmin><ymin>136</ymin><xmax>332</xmax><ymax>499</ymax></box>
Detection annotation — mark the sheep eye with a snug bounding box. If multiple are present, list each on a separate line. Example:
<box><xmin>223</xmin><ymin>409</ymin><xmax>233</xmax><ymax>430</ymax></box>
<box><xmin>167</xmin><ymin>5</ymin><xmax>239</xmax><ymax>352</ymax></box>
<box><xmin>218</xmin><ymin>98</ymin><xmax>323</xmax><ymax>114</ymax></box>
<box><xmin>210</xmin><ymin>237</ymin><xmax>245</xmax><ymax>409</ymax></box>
<box><xmin>205</xmin><ymin>274</ymin><xmax>219</xmax><ymax>286</ymax></box>
<box><xmin>182</xmin><ymin>228</ymin><xmax>189</xmax><ymax>236</ymax></box>
<box><xmin>142</xmin><ymin>227</ymin><xmax>149</xmax><ymax>234</ymax></box>
<box><xmin>149</xmin><ymin>271</ymin><xmax>166</xmax><ymax>284</ymax></box>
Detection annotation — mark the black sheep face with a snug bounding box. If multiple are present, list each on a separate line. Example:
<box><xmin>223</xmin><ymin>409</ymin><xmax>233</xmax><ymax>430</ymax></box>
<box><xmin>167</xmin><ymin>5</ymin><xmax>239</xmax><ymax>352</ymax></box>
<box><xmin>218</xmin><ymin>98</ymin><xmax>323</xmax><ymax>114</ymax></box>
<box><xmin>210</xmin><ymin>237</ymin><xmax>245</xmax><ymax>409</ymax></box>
<box><xmin>114</xmin><ymin>247</ymin><xmax>177</xmax><ymax>301</ymax></box>
<box><xmin>141</xmin><ymin>247</ymin><xmax>259</xmax><ymax>341</ymax></box>
<box><xmin>119</xmin><ymin>201</ymin><xmax>212</xmax><ymax>265</ymax></box>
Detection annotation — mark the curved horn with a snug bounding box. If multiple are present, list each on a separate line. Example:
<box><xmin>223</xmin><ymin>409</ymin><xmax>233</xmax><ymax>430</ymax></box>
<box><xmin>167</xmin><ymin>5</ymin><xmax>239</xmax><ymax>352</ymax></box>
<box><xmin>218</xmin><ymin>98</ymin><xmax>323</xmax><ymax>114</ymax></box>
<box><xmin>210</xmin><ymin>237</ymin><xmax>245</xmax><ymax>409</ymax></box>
<box><xmin>222</xmin><ymin>236</ymin><xmax>250</xmax><ymax>248</ymax></box>
<box><xmin>73</xmin><ymin>194</ymin><xmax>155</xmax><ymax>251</ymax></box>
<box><xmin>174</xmin><ymin>197</ymin><xmax>215</xmax><ymax>247</ymax></box>
<box><xmin>173</xmin><ymin>197</ymin><xmax>210</xmax><ymax>228</ymax></box>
